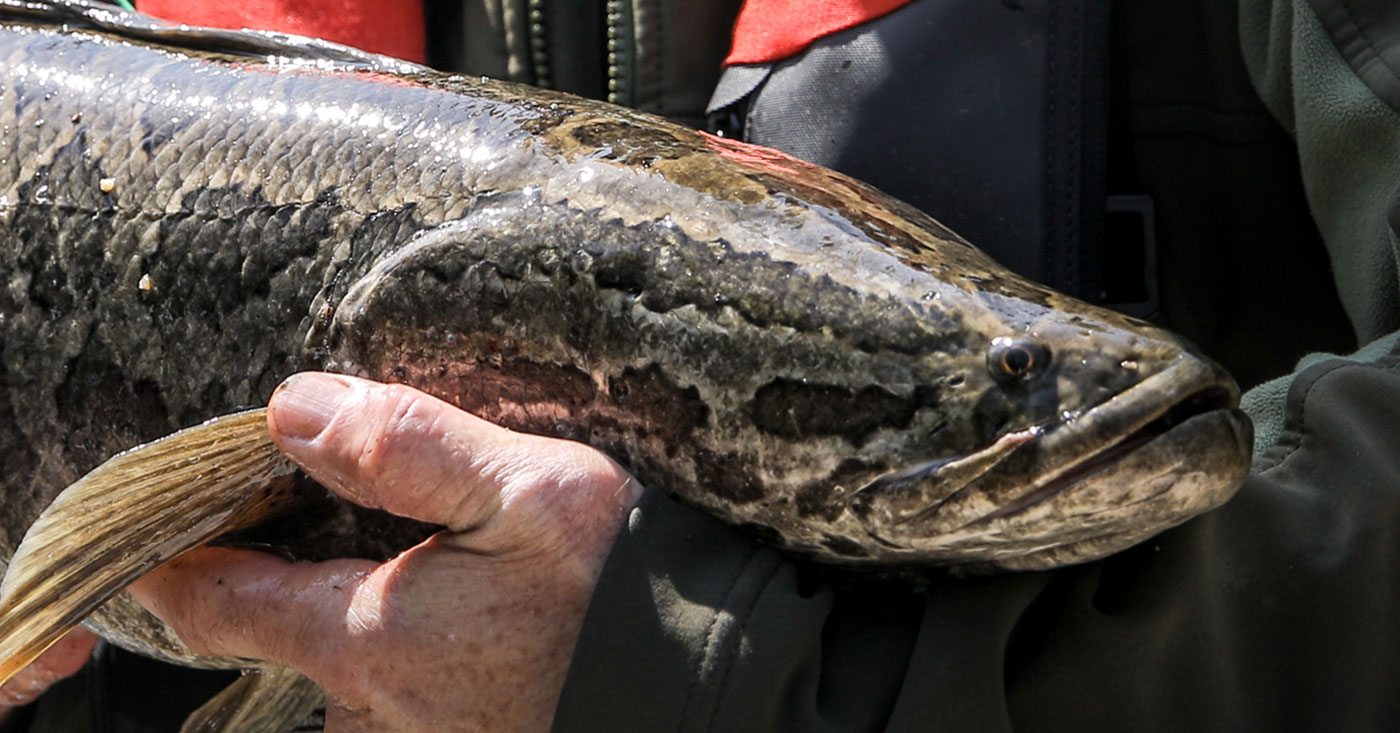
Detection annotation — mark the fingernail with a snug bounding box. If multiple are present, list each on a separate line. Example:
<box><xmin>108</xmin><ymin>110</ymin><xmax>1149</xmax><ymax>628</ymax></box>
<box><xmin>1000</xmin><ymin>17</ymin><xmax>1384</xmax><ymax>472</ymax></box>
<box><xmin>271</xmin><ymin>373</ymin><xmax>351</xmax><ymax>441</ymax></box>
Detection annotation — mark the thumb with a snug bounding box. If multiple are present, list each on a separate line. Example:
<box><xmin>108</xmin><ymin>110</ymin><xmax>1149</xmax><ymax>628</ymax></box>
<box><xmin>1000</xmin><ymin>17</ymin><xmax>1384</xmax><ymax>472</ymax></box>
<box><xmin>267</xmin><ymin>373</ymin><xmax>499</xmax><ymax>530</ymax></box>
<box><xmin>266</xmin><ymin>373</ymin><xmax>637</xmax><ymax>541</ymax></box>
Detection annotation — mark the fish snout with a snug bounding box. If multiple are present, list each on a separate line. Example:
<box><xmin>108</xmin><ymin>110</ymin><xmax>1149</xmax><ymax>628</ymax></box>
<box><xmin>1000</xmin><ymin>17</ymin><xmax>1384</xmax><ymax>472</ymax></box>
<box><xmin>843</xmin><ymin>350</ymin><xmax>1253</xmax><ymax>570</ymax></box>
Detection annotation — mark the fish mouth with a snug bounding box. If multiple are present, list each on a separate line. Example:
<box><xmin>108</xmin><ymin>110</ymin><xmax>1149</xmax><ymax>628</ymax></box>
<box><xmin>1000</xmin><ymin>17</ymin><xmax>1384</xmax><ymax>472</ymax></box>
<box><xmin>970</xmin><ymin>380</ymin><xmax>1242</xmax><ymax>525</ymax></box>
<box><xmin>852</xmin><ymin>354</ymin><xmax>1253</xmax><ymax>565</ymax></box>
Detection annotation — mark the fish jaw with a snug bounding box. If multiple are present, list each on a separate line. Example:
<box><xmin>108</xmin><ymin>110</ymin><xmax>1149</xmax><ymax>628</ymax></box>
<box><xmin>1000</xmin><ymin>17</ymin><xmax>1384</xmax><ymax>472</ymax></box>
<box><xmin>847</xmin><ymin>348</ymin><xmax>1253</xmax><ymax>570</ymax></box>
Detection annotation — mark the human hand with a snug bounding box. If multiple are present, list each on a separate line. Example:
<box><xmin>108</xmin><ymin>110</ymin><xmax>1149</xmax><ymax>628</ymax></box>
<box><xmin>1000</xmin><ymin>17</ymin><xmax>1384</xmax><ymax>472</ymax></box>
<box><xmin>127</xmin><ymin>373</ymin><xmax>643</xmax><ymax>731</ymax></box>
<box><xmin>0</xmin><ymin>626</ymin><xmax>97</xmax><ymax>714</ymax></box>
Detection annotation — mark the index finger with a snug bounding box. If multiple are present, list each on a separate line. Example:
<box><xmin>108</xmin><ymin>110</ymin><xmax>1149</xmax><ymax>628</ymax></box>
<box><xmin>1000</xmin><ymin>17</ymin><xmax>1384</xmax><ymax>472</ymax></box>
<box><xmin>0</xmin><ymin>627</ymin><xmax>97</xmax><ymax>707</ymax></box>
<box><xmin>127</xmin><ymin>546</ymin><xmax>375</xmax><ymax>676</ymax></box>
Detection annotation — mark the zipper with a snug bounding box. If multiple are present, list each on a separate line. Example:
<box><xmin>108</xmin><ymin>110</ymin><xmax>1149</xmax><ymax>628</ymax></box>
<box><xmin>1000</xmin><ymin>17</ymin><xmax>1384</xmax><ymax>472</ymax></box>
<box><xmin>528</xmin><ymin>0</ymin><xmax>552</xmax><ymax>88</ymax></box>
<box><xmin>528</xmin><ymin>0</ymin><xmax>638</xmax><ymax>103</ymax></box>
<box><xmin>605</xmin><ymin>0</ymin><xmax>634</xmax><ymax>105</ymax></box>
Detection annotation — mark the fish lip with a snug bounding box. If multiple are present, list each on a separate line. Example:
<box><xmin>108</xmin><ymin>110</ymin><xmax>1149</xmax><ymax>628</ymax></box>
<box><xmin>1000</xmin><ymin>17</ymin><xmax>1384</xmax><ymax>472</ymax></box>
<box><xmin>860</xmin><ymin>353</ymin><xmax>1243</xmax><ymax>535</ymax></box>
<box><xmin>953</xmin><ymin>355</ymin><xmax>1244</xmax><ymax>527</ymax></box>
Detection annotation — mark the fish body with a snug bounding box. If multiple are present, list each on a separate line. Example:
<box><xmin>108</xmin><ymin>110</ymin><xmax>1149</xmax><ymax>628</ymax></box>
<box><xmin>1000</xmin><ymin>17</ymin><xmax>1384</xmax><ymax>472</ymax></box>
<box><xmin>0</xmin><ymin>0</ymin><xmax>1250</xmax><ymax>726</ymax></box>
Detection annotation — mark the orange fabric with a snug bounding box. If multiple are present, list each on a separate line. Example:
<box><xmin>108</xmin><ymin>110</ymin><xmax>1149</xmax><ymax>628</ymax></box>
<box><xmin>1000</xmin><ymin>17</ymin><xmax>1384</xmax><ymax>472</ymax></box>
<box><xmin>136</xmin><ymin>0</ymin><xmax>426</xmax><ymax>63</ymax></box>
<box><xmin>725</xmin><ymin>0</ymin><xmax>915</xmax><ymax>65</ymax></box>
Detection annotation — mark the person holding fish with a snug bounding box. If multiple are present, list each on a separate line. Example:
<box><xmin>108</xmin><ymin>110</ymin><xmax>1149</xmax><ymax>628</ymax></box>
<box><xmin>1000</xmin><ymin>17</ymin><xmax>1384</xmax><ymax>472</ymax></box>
<box><xmin>3</xmin><ymin>0</ymin><xmax>1400</xmax><ymax>731</ymax></box>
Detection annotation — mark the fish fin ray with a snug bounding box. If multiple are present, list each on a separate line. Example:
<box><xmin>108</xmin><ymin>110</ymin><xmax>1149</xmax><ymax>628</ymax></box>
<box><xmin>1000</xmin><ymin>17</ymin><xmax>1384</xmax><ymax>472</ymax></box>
<box><xmin>0</xmin><ymin>409</ymin><xmax>297</xmax><ymax>685</ymax></box>
<box><xmin>181</xmin><ymin>664</ymin><xmax>324</xmax><ymax>733</ymax></box>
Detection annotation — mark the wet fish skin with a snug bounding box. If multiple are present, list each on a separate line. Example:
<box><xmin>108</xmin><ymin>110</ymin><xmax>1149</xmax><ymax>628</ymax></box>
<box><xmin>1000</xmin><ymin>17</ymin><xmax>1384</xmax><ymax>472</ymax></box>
<box><xmin>0</xmin><ymin>1</ymin><xmax>1253</xmax><ymax>569</ymax></box>
<box><xmin>0</xmin><ymin>0</ymin><xmax>1251</xmax><ymax>710</ymax></box>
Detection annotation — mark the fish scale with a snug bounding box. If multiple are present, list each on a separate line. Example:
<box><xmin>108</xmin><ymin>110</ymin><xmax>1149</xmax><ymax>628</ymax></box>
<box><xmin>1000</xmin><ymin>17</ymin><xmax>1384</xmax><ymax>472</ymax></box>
<box><xmin>0</xmin><ymin>1</ymin><xmax>1251</xmax><ymax>730</ymax></box>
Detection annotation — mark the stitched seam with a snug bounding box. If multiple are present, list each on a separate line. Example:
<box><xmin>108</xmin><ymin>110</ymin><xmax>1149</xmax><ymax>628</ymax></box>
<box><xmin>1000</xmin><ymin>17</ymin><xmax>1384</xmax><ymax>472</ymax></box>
<box><xmin>1042</xmin><ymin>4</ymin><xmax>1059</xmax><ymax>286</ymax></box>
<box><xmin>675</xmin><ymin>545</ymin><xmax>767</xmax><ymax>733</ymax></box>
<box><xmin>1064</xmin><ymin>0</ymin><xmax>1082</xmax><ymax>292</ymax></box>
<box><xmin>646</xmin><ymin>0</ymin><xmax>661</xmax><ymax>113</ymax></box>
<box><xmin>1130</xmin><ymin>103</ymin><xmax>1278</xmax><ymax>118</ymax></box>
<box><xmin>1253</xmin><ymin>361</ymin><xmax>1344</xmax><ymax>473</ymax></box>
<box><xmin>654</xmin><ymin>0</ymin><xmax>666</xmax><ymax>116</ymax></box>
<box><xmin>1339</xmin><ymin>0</ymin><xmax>1400</xmax><ymax>90</ymax></box>
<box><xmin>702</xmin><ymin>556</ymin><xmax>785</xmax><ymax>733</ymax></box>
<box><xmin>1256</xmin><ymin>349</ymin><xmax>1400</xmax><ymax>474</ymax></box>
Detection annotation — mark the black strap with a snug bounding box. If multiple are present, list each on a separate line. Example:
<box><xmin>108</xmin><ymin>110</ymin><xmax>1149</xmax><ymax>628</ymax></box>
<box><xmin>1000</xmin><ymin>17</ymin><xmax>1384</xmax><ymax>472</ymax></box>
<box><xmin>706</xmin><ymin>0</ymin><xmax>1114</xmax><ymax>303</ymax></box>
<box><xmin>1042</xmin><ymin>0</ymin><xmax>1112</xmax><ymax>301</ymax></box>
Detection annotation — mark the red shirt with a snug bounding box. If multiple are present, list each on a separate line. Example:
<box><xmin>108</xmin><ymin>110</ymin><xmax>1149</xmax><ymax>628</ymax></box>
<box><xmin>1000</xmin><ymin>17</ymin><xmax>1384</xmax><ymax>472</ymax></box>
<box><xmin>725</xmin><ymin>0</ymin><xmax>916</xmax><ymax>65</ymax></box>
<box><xmin>136</xmin><ymin>1</ymin><xmax>916</xmax><ymax>76</ymax></box>
<box><xmin>136</xmin><ymin>0</ymin><xmax>426</xmax><ymax>63</ymax></box>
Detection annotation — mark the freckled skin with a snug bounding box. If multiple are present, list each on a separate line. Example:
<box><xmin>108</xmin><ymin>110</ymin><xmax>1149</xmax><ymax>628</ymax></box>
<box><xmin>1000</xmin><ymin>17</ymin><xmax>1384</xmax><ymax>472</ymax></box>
<box><xmin>0</xmin><ymin>0</ymin><xmax>1250</xmax><ymax>702</ymax></box>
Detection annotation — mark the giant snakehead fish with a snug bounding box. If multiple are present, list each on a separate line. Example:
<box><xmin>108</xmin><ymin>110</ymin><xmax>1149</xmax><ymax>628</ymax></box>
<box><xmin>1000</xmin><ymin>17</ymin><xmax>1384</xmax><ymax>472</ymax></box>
<box><xmin>0</xmin><ymin>0</ymin><xmax>1253</xmax><ymax>730</ymax></box>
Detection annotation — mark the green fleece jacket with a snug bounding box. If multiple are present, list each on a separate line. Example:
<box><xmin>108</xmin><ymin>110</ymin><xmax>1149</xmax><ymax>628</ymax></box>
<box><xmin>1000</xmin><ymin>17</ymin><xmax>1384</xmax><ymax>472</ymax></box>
<box><xmin>1241</xmin><ymin>0</ymin><xmax>1400</xmax><ymax>449</ymax></box>
<box><xmin>553</xmin><ymin>1</ymin><xmax>1400</xmax><ymax>730</ymax></box>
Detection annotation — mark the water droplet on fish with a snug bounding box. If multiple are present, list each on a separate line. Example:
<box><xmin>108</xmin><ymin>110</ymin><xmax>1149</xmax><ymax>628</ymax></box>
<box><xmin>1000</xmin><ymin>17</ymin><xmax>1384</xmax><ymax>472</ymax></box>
<box><xmin>138</xmin><ymin>273</ymin><xmax>154</xmax><ymax>291</ymax></box>
<box><xmin>1120</xmin><ymin>360</ymin><xmax>1139</xmax><ymax>371</ymax></box>
<box><xmin>32</xmin><ymin>186</ymin><xmax>50</xmax><ymax>204</ymax></box>
<box><xmin>921</xmin><ymin>291</ymin><xmax>942</xmax><ymax>301</ymax></box>
<box><xmin>98</xmin><ymin>177</ymin><xmax>116</xmax><ymax>193</ymax></box>
<box><xmin>32</xmin><ymin>119</ymin><xmax>43</xmax><ymax>128</ymax></box>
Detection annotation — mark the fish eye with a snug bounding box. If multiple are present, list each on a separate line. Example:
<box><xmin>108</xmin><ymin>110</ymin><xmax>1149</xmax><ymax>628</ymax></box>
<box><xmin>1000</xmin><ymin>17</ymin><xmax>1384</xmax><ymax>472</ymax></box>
<box><xmin>987</xmin><ymin>337</ymin><xmax>1049</xmax><ymax>382</ymax></box>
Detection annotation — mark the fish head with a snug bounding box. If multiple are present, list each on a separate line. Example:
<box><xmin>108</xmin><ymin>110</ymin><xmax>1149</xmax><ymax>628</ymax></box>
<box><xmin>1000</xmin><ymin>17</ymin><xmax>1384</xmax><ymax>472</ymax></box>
<box><xmin>843</xmin><ymin>280</ymin><xmax>1253</xmax><ymax>570</ymax></box>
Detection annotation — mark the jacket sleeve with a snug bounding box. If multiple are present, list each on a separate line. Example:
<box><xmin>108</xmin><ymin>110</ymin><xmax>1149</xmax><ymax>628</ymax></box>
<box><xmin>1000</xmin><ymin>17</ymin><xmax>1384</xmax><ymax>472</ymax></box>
<box><xmin>1236</xmin><ymin>0</ymin><xmax>1400</xmax><ymax>448</ymax></box>
<box><xmin>554</xmin><ymin>1</ymin><xmax>1400</xmax><ymax>729</ymax></box>
<box><xmin>555</xmin><ymin>347</ymin><xmax>1400</xmax><ymax>733</ymax></box>
<box><xmin>1239</xmin><ymin>0</ymin><xmax>1400</xmax><ymax>346</ymax></box>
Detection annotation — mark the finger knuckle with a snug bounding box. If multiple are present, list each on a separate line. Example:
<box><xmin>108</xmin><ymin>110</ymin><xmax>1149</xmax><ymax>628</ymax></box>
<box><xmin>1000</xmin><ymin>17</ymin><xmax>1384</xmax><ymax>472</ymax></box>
<box><xmin>355</xmin><ymin>384</ymin><xmax>438</xmax><ymax>481</ymax></box>
<box><xmin>504</xmin><ymin>444</ymin><xmax>636</xmax><ymax>558</ymax></box>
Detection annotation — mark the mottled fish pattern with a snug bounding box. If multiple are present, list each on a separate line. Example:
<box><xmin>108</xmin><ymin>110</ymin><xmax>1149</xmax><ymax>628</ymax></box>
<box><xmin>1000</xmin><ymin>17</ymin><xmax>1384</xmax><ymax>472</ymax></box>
<box><xmin>0</xmin><ymin>0</ymin><xmax>1250</xmax><ymax>718</ymax></box>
